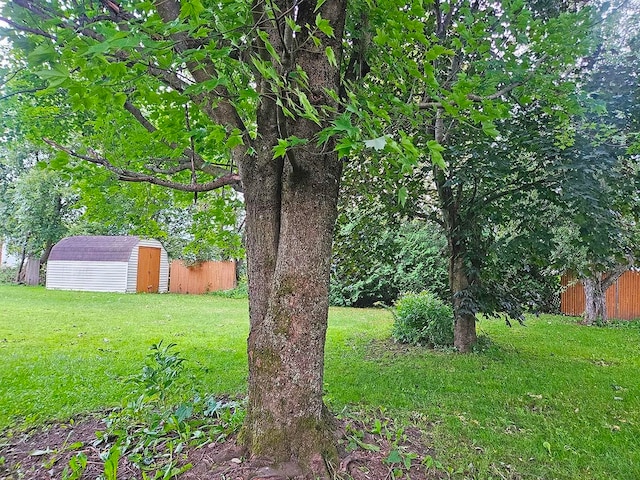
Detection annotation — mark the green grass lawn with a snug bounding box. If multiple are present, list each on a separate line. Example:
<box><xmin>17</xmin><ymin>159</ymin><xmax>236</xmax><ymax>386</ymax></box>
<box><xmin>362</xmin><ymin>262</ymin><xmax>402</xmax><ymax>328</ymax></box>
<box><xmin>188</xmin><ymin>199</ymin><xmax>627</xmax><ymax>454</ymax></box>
<box><xmin>1</xmin><ymin>284</ymin><xmax>638</xmax><ymax>479</ymax></box>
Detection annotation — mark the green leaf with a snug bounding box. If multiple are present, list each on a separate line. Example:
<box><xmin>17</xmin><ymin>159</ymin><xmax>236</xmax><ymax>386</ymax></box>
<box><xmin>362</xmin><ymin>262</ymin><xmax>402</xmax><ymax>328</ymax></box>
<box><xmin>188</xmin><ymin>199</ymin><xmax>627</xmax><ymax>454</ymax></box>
<box><xmin>174</xmin><ymin>403</ymin><xmax>193</xmax><ymax>422</ymax></box>
<box><xmin>272</xmin><ymin>135</ymin><xmax>310</xmax><ymax>160</ymax></box>
<box><xmin>332</xmin><ymin>113</ymin><xmax>358</xmax><ymax>136</ymax></box>
<box><xmin>314</xmin><ymin>0</ymin><xmax>327</xmax><ymax>12</ymax></box>
<box><xmin>384</xmin><ymin>449</ymin><xmax>403</xmax><ymax>464</ymax></box>
<box><xmin>315</xmin><ymin>14</ymin><xmax>335</xmax><ymax>38</ymax></box>
<box><xmin>295</xmin><ymin>89</ymin><xmax>320</xmax><ymax>125</ymax></box>
<box><xmin>225</xmin><ymin>129</ymin><xmax>244</xmax><ymax>150</ymax></box>
<box><xmin>397</xmin><ymin>186</ymin><xmax>408</xmax><ymax>206</ymax></box>
<box><xmin>273</xmin><ymin>139</ymin><xmax>289</xmax><ymax>159</ymax></box>
<box><xmin>27</xmin><ymin>44</ymin><xmax>57</xmax><ymax>65</ymax></box>
<box><xmin>35</xmin><ymin>67</ymin><xmax>69</xmax><ymax>88</ymax></box>
<box><xmin>102</xmin><ymin>445</ymin><xmax>120</xmax><ymax>480</ymax></box>
<box><xmin>425</xmin><ymin>45</ymin><xmax>455</xmax><ymax>61</ymax></box>
<box><xmin>482</xmin><ymin>121</ymin><xmax>500</xmax><ymax>139</ymax></box>
<box><xmin>85</xmin><ymin>41</ymin><xmax>111</xmax><ymax>56</ymax></box>
<box><xmin>427</xmin><ymin>140</ymin><xmax>446</xmax><ymax>169</ymax></box>
<box><xmin>258</xmin><ymin>30</ymin><xmax>281</xmax><ymax>64</ymax></box>
<box><xmin>325</xmin><ymin>46</ymin><xmax>338</xmax><ymax>68</ymax></box>
<box><xmin>335</xmin><ymin>137</ymin><xmax>355</xmax><ymax>158</ymax></box>
<box><xmin>113</xmin><ymin>92</ymin><xmax>127</xmax><ymax>108</ymax></box>
<box><xmin>180</xmin><ymin>0</ymin><xmax>205</xmax><ymax>18</ymax></box>
<box><xmin>50</xmin><ymin>151</ymin><xmax>69</xmax><ymax>169</ymax></box>
<box><xmin>109</xmin><ymin>37</ymin><xmax>141</xmax><ymax>49</ymax></box>
<box><xmin>251</xmin><ymin>56</ymin><xmax>282</xmax><ymax>85</ymax></box>
<box><xmin>354</xmin><ymin>438</ymin><xmax>380</xmax><ymax>452</ymax></box>
<box><xmin>364</xmin><ymin>136</ymin><xmax>388</xmax><ymax>151</ymax></box>
<box><xmin>285</xmin><ymin>16</ymin><xmax>301</xmax><ymax>33</ymax></box>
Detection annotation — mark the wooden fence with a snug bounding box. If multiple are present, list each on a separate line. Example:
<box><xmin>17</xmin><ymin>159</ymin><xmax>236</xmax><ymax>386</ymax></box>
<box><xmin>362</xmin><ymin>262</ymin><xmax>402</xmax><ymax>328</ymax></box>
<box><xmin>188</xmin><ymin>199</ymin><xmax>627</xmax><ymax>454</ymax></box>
<box><xmin>561</xmin><ymin>271</ymin><xmax>640</xmax><ymax>320</ymax></box>
<box><xmin>169</xmin><ymin>260</ymin><xmax>236</xmax><ymax>294</ymax></box>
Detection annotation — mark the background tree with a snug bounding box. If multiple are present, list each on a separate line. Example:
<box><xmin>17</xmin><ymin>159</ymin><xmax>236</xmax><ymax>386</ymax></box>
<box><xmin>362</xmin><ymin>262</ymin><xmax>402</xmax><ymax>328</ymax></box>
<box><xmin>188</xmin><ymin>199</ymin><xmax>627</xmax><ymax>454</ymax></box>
<box><xmin>338</xmin><ymin>0</ymin><xmax>592</xmax><ymax>350</ymax></box>
<box><xmin>552</xmin><ymin>1</ymin><xmax>640</xmax><ymax>324</ymax></box>
<box><xmin>332</xmin><ymin>161</ymin><xmax>449</xmax><ymax>307</ymax></box>
<box><xmin>0</xmin><ymin>145</ymin><xmax>71</xmax><ymax>282</ymax></box>
<box><xmin>69</xmin><ymin>172</ymin><xmax>244</xmax><ymax>262</ymax></box>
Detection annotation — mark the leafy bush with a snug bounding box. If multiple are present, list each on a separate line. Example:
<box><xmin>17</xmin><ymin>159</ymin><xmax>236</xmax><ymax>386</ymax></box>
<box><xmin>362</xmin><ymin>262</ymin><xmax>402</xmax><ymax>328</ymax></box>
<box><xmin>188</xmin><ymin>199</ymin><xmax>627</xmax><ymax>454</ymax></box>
<box><xmin>392</xmin><ymin>291</ymin><xmax>454</xmax><ymax>348</ymax></box>
<box><xmin>0</xmin><ymin>267</ymin><xmax>17</xmax><ymax>284</ymax></box>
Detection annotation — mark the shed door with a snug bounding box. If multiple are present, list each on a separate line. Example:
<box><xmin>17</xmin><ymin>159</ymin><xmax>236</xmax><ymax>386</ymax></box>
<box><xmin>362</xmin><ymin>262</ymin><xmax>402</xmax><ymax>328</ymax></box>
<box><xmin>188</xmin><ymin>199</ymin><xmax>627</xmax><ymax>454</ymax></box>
<box><xmin>137</xmin><ymin>247</ymin><xmax>161</xmax><ymax>293</ymax></box>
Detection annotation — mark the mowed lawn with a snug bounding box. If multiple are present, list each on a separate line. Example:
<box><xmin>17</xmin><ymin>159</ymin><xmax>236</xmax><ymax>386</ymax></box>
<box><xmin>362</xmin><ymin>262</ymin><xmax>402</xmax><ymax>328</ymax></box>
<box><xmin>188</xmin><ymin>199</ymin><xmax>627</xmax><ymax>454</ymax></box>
<box><xmin>1</xmin><ymin>284</ymin><xmax>639</xmax><ymax>479</ymax></box>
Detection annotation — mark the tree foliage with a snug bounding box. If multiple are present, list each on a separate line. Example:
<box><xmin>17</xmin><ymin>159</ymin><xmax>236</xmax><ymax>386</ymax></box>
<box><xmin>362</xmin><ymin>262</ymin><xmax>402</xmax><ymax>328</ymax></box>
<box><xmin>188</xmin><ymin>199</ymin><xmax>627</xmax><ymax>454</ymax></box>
<box><xmin>331</xmin><ymin>217</ymin><xmax>449</xmax><ymax>307</ymax></box>
<box><xmin>0</xmin><ymin>146</ymin><xmax>71</xmax><ymax>273</ymax></box>
<box><xmin>334</xmin><ymin>0</ymin><xmax>594</xmax><ymax>350</ymax></box>
<box><xmin>550</xmin><ymin>1</ymin><xmax>640</xmax><ymax>324</ymax></box>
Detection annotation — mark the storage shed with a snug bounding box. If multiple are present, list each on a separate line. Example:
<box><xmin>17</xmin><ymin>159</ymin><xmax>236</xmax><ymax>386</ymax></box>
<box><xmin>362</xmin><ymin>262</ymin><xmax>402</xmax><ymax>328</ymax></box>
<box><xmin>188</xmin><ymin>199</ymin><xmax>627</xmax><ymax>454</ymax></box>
<box><xmin>46</xmin><ymin>236</ymin><xmax>169</xmax><ymax>293</ymax></box>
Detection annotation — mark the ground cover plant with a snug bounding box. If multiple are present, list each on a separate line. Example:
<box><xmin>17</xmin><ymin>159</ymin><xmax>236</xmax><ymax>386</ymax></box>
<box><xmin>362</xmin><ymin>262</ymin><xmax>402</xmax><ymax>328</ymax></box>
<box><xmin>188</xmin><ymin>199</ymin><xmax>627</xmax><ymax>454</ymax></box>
<box><xmin>0</xmin><ymin>285</ymin><xmax>639</xmax><ymax>479</ymax></box>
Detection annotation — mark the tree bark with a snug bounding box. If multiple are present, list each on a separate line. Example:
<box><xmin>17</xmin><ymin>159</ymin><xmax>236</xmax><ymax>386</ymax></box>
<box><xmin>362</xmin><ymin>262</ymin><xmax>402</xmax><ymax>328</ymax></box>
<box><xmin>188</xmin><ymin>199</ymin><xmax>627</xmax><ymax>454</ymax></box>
<box><xmin>241</xmin><ymin>147</ymin><xmax>341</xmax><ymax>470</ymax></box>
<box><xmin>583</xmin><ymin>276</ymin><xmax>607</xmax><ymax>324</ymax></box>
<box><xmin>15</xmin><ymin>238</ymin><xmax>29</xmax><ymax>284</ymax></box>
<box><xmin>450</xmin><ymin>241</ymin><xmax>477</xmax><ymax>353</ymax></box>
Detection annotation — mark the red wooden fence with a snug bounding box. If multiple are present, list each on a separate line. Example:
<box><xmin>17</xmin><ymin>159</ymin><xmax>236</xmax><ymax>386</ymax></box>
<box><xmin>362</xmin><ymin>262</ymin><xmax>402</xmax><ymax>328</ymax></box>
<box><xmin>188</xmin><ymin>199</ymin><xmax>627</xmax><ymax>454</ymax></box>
<box><xmin>169</xmin><ymin>260</ymin><xmax>236</xmax><ymax>294</ymax></box>
<box><xmin>561</xmin><ymin>271</ymin><xmax>640</xmax><ymax>320</ymax></box>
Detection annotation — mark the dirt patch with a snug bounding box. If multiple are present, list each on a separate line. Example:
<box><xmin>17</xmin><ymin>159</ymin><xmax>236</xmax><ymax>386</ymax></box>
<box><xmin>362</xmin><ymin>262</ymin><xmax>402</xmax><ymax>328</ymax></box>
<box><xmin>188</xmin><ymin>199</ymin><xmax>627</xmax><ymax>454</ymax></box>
<box><xmin>0</xmin><ymin>415</ymin><xmax>444</xmax><ymax>479</ymax></box>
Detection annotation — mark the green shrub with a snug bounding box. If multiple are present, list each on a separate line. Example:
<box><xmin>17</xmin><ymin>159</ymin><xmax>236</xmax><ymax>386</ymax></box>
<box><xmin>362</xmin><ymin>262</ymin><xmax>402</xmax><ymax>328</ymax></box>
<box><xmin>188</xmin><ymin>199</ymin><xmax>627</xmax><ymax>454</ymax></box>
<box><xmin>392</xmin><ymin>291</ymin><xmax>454</xmax><ymax>348</ymax></box>
<box><xmin>0</xmin><ymin>267</ymin><xmax>17</xmax><ymax>285</ymax></box>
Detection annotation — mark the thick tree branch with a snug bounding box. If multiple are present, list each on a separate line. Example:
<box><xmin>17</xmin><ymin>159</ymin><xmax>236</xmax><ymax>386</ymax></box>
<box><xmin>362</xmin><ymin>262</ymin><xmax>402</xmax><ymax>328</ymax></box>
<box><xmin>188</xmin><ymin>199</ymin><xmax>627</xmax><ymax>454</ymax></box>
<box><xmin>42</xmin><ymin>138</ymin><xmax>241</xmax><ymax>192</ymax></box>
<box><xmin>123</xmin><ymin>100</ymin><xmax>157</xmax><ymax>133</ymax></box>
<box><xmin>153</xmin><ymin>0</ymin><xmax>248</xmax><ymax>135</ymax></box>
<box><xmin>601</xmin><ymin>258</ymin><xmax>634</xmax><ymax>291</ymax></box>
<box><xmin>0</xmin><ymin>15</ymin><xmax>56</xmax><ymax>39</ymax></box>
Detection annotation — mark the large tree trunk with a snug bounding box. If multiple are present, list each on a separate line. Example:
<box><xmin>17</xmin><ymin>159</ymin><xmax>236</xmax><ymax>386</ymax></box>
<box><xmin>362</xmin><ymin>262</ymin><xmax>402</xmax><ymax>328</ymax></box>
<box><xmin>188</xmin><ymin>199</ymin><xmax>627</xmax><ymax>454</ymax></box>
<box><xmin>40</xmin><ymin>241</ymin><xmax>54</xmax><ymax>266</ymax></box>
<box><xmin>240</xmin><ymin>144</ymin><xmax>342</xmax><ymax>471</ymax></box>
<box><xmin>237</xmin><ymin>0</ymin><xmax>346</xmax><ymax>472</ymax></box>
<box><xmin>581</xmin><ymin>264</ymin><xmax>630</xmax><ymax>325</ymax></box>
<box><xmin>583</xmin><ymin>276</ymin><xmax>607</xmax><ymax>324</ymax></box>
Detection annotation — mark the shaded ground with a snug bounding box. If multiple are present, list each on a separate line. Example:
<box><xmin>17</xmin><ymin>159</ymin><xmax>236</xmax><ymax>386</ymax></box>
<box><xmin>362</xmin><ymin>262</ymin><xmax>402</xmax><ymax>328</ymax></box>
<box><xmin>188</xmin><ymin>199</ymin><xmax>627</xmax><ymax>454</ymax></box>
<box><xmin>0</xmin><ymin>415</ymin><xmax>443</xmax><ymax>479</ymax></box>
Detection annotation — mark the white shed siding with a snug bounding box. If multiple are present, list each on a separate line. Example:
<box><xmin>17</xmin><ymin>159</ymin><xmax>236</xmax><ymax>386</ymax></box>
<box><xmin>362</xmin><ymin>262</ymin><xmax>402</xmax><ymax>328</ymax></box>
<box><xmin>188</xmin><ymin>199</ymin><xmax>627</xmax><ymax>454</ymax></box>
<box><xmin>126</xmin><ymin>246</ymin><xmax>138</xmax><ymax>293</ymax></box>
<box><xmin>46</xmin><ymin>261</ymin><xmax>129</xmax><ymax>292</ymax></box>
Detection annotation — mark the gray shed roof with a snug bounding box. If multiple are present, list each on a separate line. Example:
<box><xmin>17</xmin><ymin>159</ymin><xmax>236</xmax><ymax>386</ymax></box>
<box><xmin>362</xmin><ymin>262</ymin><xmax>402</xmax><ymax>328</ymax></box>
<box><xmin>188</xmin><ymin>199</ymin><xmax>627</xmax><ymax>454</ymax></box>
<box><xmin>49</xmin><ymin>236</ymin><xmax>140</xmax><ymax>262</ymax></box>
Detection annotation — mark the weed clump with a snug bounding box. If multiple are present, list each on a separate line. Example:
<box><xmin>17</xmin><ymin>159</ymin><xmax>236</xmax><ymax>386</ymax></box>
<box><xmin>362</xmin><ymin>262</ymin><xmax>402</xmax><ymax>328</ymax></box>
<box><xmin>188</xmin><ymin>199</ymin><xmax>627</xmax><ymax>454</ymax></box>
<box><xmin>392</xmin><ymin>291</ymin><xmax>454</xmax><ymax>348</ymax></box>
<box><xmin>97</xmin><ymin>341</ymin><xmax>245</xmax><ymax>479</ymax></box>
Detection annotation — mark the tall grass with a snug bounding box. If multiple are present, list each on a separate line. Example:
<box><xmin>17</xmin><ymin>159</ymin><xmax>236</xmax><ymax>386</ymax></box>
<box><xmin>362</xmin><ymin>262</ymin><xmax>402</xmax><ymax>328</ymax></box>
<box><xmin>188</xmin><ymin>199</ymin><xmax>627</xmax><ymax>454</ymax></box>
<box><xmin>1</xmin><ymin>285</ymin><xmax>638</xmax><ymax>478</ymax></box>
